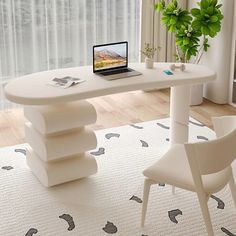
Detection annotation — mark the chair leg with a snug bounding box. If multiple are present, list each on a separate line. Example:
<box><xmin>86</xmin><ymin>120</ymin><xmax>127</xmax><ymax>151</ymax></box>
<box><xmin>196</xmin><ymin>191</ymin><xmax>214</xmax><ymax>236</ymax></box>
<box><xmin>141</xmin><ymin>178</ymin><xmax>155</xmax><ymax>227</ymax></box>
<box><xmin>229</xmin><ymin>175</ymin><xmax>236</xmax><ymax>208</ymax></box>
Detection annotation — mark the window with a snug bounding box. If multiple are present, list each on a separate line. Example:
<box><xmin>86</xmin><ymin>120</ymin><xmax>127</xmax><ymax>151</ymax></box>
<box><xmin>0</xmin><ymin>0</ymin><xmax>140</xmax><ymax>83</ymax></box>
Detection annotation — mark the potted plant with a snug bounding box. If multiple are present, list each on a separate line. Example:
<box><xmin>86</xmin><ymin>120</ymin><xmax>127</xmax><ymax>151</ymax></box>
<box><xmin>155</xmin><ymin>0</ymin><xmax>223</xmax><ymax>104</ymax></box>
<box><xmin>141</xmin><ymin>43</ymin><xmax>159</xmax><ymax>69</ymax></box>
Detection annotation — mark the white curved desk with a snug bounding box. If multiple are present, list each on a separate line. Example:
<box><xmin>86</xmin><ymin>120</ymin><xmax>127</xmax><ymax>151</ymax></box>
<box><xmin>4</xmin><ymin>63</ymin><xmax>216</xmax><ymax>187</ymax></box>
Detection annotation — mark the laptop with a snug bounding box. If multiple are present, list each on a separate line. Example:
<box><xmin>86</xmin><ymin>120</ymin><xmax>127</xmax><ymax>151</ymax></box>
<box><xmin>93</xmin><ymin>41</ymin><xmax>142</xmax><ymax>80</ymax></box>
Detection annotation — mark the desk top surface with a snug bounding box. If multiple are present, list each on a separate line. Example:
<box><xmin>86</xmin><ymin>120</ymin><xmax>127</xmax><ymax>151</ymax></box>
<box><xmin>4</xmin><ymin>63</ymin><xmax>216</xmax><ymax>105</ymax></box>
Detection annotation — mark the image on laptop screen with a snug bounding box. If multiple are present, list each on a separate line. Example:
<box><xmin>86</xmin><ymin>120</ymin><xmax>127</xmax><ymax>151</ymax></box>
<box><xmin>93</xmin><ymin>42</ymin><xmax>127</xmax><ymax>72</ymax></box>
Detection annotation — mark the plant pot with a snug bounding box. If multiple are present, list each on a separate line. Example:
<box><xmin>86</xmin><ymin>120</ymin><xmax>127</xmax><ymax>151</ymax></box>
<box><xmin>145</xmin><ymin>57</ymin><xmax>154</xmax><ymax>69</ymax></box>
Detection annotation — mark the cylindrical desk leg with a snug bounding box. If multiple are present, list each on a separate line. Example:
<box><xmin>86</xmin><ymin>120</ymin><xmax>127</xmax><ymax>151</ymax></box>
<box><xmin>170</xmin><ymin>85</ymin><xmax>191</xmax><ymax>195</ymax></box>
<box><xmin>170</xmin><ymin>85</ymin><xmax>191</xmax><ymax>146</ymax></box>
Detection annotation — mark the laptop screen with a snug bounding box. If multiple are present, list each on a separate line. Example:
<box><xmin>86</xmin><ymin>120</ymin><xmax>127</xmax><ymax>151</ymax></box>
<box><xmin>93</xmin><ymin>41</ymin><xmax>128</xmax><ymax>72</ymax></box>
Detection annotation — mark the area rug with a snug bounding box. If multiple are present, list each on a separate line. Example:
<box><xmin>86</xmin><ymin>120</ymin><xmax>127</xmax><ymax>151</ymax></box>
<box><xmin>0</xmin><ymin>117</ymin><xmax>235</xmax><ymax>236</ymax></box>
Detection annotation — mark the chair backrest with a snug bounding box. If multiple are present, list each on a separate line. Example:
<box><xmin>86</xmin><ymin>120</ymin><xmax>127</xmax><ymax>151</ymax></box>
<box><xmin>212</xmin><ymin>116</ymin><xmax>236</xmax><ymax>138</ymax></box>
<box><xmin>184</xmin><ymin>128</ymin><xmax>236</xmax><ymax>175</ymax></box>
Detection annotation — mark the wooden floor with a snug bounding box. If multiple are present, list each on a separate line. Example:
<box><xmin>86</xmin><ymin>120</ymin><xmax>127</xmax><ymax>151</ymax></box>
<box><xmin>1</xmin><ymin>89</ymin><xmax>236</xmax><ymax>147</ymax></box>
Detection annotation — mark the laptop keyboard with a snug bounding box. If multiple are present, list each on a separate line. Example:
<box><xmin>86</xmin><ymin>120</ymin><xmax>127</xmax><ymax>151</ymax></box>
<box><xmin>100</xmin><ymin>68</ymin><xmax>133</xmax><ymax>76</ymax></box>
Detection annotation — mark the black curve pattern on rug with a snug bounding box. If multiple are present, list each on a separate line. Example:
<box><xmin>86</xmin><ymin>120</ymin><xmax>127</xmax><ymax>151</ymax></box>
<box><xmin>102</xmin><ymin>221</ymin><xmax>118</xmax><ymax>234</ymax></box>
<box><xmin>59</xmin><ymin>214</ymin><xmax>75</xmax><ymax>231</ymax></box>
<box><xmin>15</xmin><ymin>148</ymin><xmax>26</xmax><ymax>155</ymax></box>
<box><xmin>221</xmin><ymin>227</ymin><xmax>236</xmax><ymax>236</ymax></box>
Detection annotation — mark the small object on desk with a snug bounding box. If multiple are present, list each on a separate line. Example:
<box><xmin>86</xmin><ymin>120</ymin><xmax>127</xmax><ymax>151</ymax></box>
<box><xmin>163</xmin><ymin>70</ymin><xmax>173</xmax><ymax>75</ymax></box>
<box><xmin>47</xmin><ymin>76</ymin><xmax>85</xmax><ymax>89</ymax></box>
<box><xmin>170</xmin><ymin>63</ymin><xmax>186</xmax><ymax>72</ymax></box>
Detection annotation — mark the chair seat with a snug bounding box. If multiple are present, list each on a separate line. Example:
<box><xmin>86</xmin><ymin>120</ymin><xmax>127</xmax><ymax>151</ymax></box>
<box><xmin>143</xmin><ymin>144</ymin><xmax>232</xmax><ymax>194</ymax></box>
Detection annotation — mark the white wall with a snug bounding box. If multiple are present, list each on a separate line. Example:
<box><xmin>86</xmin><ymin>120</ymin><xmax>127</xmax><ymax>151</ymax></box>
<box><xmin>188</xmin><ymin>0</ymin><xmax>234</xmax><ymax>104</ymax></box>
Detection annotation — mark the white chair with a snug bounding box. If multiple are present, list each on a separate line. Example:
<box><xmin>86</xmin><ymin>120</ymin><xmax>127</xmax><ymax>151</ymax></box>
<box><xmin>141</xmin><ymin>129</ymin><xmax>236</xmax><ymax>236</ymax></box>
<box><xmin>212</xmin><ymin>116</ymin><xmax>236</xmax><ymax>138</ymax></box>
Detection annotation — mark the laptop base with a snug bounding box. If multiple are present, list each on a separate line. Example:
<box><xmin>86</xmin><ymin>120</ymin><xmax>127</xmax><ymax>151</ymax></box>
<box><xmin>97</xmin><ymin>69</ymin><xmax>142</xmax><ymax>80</ymax></box>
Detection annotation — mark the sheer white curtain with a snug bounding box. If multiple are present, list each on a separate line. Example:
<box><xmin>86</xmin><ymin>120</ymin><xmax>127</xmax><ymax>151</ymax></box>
<box><xmin>0</xmin><ymin>0</ymin><xmax>141</xmax><ymax>108</ymax></box>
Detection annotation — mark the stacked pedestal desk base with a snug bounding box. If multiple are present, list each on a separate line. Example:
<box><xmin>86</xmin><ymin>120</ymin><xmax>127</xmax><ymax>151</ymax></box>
<box><xmin>24</xmin><ymin>100</ymin><xmax>98</xmax><ymax>187</ymax></box>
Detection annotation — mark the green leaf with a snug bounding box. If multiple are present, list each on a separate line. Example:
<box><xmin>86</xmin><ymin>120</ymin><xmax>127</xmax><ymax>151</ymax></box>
<box><xmin>154</xmin><ymin>3</ymin><xmax>159</xmax><ymax>11</ymax></box>
<box><xmin>191</xmin><ymin>8</ymin><xmax>200</xmax><ymax>17</ymax></box>
<box><xmin>201</xmin><ymin>26</ymin><xmax>210</xmax><ymax>35</ymax></box>
<box><xmin>186</xmin><ymin>51</ymin><xmax>191</xmax><ymax>60</ymax></box>
<box><xmin>210</xmin><ymin>15</ymin><xmax>218</xmax><ymax>22</ymax></box>
<box><xmin>195</xmin><ymin>31</ymin><xmax>202</xmax><ymax>37</ymax></box>
<box><xmin>192</xmin><ymin>20</ymin><xmax>201</xmax><ymax>31</ymax></box>
<box><xmin>168</xmin><ymin>2</ymin><xmax>177</xmax><ymax>11</ymax></box>
<box><xmin>191</xmin><ymin>39</ymin><xmax>199</xmax><ymax>44</ymax></box>
<box><xmin>154</xmin><ymin>0</ymin><xmax>166</xmax><ymax>12</ymax></box>
<box><xmin>173</xmin><ymin>0</ymin><xmax>178</xmax><ymax>7</ymax></box>
<box><xmin>162</xmin><ymin>16</ymin><xmax>169</xmax><ymax>24</ymax></box>
<box><xmin>181</xmin><ymin>10</ymin><xmax>189</xmax><ymax>15</ymax></box>
<box><xmin>183</xmin><ymin>38</ymin><xmax>190</xmax><ymax>45</ymax></box>
<box><xmin>217</xmin><ymin>13</ymin><xmax>224</xmax><ymax>20</ymax></box>
<box><xmin>200</xmin><ymin>9</ymin><xmax>206</xmax><ymax>17</ymax></box>
<box><xmin>176</xmin><ymin>22</ymin><xmax>183</xmax><ymax>29</ymax></box>
<box><xmin>204</xmin><ymin>37</ymin><xmax>209</xmax><ymax>43</ymax></box>
<box><xmin>201</xmin><ymin>0</ymin><xmax>209</xmax><ymax>9</ymax></box>
<box><xmin>209</xmin><ymin>30</ymin><xmax>216</xmax><ymax>37</ymax></box>
<box><xmin>169</xmin><ymin>25</ymin><xmax>175</xmax><ymax>32</ymax></box>
<box><xmin>183</xmin><ymin>15</ymin><xmax>193</xmax><ymax>22</ymax></box>
<box><xmin>208</xmin><ymin>22</ymin><xmax>221</xmax><ymax>33</ymax></box>
<box><xmin>211</xmin><ymin>0</ymin><xmax>217</xmax><ymax>7</ymax></box>
<box><xmin>204</xmin><ymin>43</ymin><xmax>210</xmax><ymax>51</ymax></box>
<box><xmin>207</xmin><ymin>6</ymin><xmax>214</xmax><ymax>15</ymax></box>
<box><xmin>170</xmin><ymin>15</ymin><xmax>177</xmax><ymax>24</ymax></box>
<box><xmin>176</xmin><ymin>40</ymin><xmax>183</xmax><ymax>45</ymax></box>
